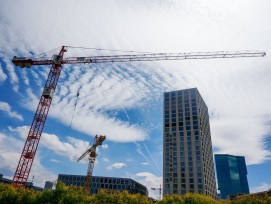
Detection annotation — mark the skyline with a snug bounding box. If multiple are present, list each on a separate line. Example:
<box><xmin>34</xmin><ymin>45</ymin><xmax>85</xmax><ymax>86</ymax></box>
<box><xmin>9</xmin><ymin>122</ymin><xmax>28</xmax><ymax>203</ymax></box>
<box><xmin>0</xmin><ymin>0</ymin><xmax>271</xmax><ymax>199</ymax></box>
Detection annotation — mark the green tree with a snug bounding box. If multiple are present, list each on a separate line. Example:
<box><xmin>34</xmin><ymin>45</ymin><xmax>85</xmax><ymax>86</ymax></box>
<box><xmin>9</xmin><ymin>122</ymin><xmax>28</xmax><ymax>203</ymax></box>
<box><xmin>0</xmin><ymin>183</ymin><xmax>37</xmax><ymax>204</ymax></box>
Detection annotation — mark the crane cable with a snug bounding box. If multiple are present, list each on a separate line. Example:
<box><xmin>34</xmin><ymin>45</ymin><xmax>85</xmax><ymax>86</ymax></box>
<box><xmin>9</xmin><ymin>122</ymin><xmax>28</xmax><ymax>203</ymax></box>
<box><xmin>32</xmin><ymin>46</ymin><xmax>63</xmax><ymax>59</ymax></box>
<box><xmin>68</xmin><ymin>46</ymin><xmax>154</xmax><ymax>54</ymax></box>
<box><xmin>70</xmin><ymin>92</ymin><xmax>80</xmax><ymax>128</ymax></box>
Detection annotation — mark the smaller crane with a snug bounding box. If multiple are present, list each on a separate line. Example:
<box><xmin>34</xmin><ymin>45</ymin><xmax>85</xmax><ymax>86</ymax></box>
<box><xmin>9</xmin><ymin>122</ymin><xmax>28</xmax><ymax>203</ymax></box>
<box><xmin>151</xmin><ymin>184</ymin><xmax>162</xmax><ymax>200</ymax></box>
<box><xmin>77</xmin><ymin>135</ymin><xmax>106</xmax><ymax>193</ymax></box>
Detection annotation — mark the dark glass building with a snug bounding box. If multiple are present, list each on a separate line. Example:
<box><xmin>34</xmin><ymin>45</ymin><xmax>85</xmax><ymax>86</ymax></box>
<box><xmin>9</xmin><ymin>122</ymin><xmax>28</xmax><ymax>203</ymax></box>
<box><xmin>163</xmin><ymin>88</ymin><xmax>217</xmax><ymax>199</ymax></box>
<box><xmin>215</xmin><ymin>154</ymin><xmax>249</xmax><ymax>199</ymax></box>
<box><xmin>58</xmin><ymin>174</ymin><xmax>148</xmax><ymax>196</ymax></box>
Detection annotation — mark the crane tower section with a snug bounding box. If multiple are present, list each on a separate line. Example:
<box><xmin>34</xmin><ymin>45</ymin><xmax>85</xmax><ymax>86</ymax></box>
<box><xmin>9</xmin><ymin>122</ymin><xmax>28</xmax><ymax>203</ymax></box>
<box><xmin>12</xmin><ymin>46</ymin><xmax>67</xmax><ymax>187</ymax></box>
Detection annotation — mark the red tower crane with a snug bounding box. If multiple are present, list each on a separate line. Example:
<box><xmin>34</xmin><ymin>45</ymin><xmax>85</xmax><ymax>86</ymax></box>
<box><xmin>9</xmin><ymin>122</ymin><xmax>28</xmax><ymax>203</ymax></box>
<box><xmin>11</xmin><ymin>46</ymin><xmax>266</xmax><ymax>187</ymax></box>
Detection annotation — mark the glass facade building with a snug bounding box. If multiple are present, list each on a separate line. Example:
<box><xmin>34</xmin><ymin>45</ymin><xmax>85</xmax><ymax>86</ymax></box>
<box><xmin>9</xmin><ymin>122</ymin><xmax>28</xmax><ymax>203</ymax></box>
<box><xmin>58</xmin><ymin>174</ymin><xmax>148</xmax><ymax>196</ymax></box>
<box><xmin>163</xmin><ymin>88</ymin><xmax>217</xmax><ymax>199</ymax></box>
<box><xmin>215</xmin><ymin>154</ymin><xmax>249</xmax><ymax>199</ymax></box>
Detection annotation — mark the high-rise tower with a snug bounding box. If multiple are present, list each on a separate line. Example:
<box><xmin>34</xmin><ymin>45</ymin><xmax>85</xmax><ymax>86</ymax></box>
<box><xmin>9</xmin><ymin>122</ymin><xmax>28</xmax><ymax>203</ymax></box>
<box><xmin>163</xmin><ymin>88</ymin><xmax>217</xmax><ymax>199</ymax></box>
<box><xmin>215</xmin><ymin>154</ymin><xmax>249</xmax><ymax>199</ymax></box>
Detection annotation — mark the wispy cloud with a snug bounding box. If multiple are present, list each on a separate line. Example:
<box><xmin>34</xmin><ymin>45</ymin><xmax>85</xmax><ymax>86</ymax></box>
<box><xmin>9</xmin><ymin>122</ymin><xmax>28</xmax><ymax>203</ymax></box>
<box><xmin>4</xmin><ymin>59</ymin><xmax>19</xmax><ymax>92</ymax></box>
<box><xmin>250</xmin><ymin>182</ymin><xmax>271</xmax><ymax>193</ymax></box>
<box><xmin>0</xmin><ymin>101</ymin><xmax>23</xmax><ymax>121</ymax></box>
<box><xmin>8</xmin><ymin>125</ymin><xmax>90</xmax><ymax>162</ymax></box>
<box><xmin>0</xmin><ymin>0</ymin><xmax>270</xmax><ymax>165</ymax></box>
<box><xmin>135</xmin><ymin>172</ymin><xmax>162</xmax><ymax>199</ymax></box>
<box><xmin>50</xmin><ymin>159</ymin><xmax>60</xmax><ymax>163</ymax></box>
<box><xmin>101</xmin><ymin>144</ymin><xmax>109</xmax><ymax>149</ymax></box>
<box><xmin>135</xmin><ymin>142</ymin><xmax>149</xmax><ymax>162</ymax></box>
<box><xmin>143</xmin><ymin>143</ymin><xmax>161</xmax><ymax>174</ymax></box>
<box><xmin>107</xmin><ymin>162</ymin><xmax>127</xmax><ymax>170</ymax></box>
<box><xmin>0</xmin><ymin>131</ymin><xmax>56</xmax><ymax>187</ymax></box>
<box><xmin>102</xmin><ymin>157</ymin><xmax>110</xmax><ymax>163</ymax></box>
<box><xmin>0</xmin><ymin>65</ymin><xmax>7</xmax><ymax>82</ymax></box>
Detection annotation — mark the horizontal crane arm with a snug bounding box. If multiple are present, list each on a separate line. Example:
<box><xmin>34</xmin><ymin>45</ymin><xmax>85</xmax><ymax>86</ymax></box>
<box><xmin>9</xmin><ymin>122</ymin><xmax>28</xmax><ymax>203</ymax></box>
<box><xmin>12</xmin><ymin>50</ymin><xmax>266</xmax><ymax>68</ymax></box>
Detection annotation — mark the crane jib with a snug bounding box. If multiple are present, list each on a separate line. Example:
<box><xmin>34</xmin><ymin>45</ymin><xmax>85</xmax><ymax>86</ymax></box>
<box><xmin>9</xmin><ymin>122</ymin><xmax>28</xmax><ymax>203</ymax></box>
<box><xmin>12</xmin><ymin>51</ymin><xmax>266</xmax><ymax>68</ymax></box>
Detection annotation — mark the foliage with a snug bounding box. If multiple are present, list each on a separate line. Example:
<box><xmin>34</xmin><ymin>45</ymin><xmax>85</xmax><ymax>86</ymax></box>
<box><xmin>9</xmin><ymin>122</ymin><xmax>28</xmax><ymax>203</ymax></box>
<box><xmin>231</xmin><ymin>193</ymin><xmax>271</xmax><ymax>204</ymax></box>
<box><xmin>36</xmin><ymin>182</ymin><xmax>90</xmax><ymax>204</ymax></box>
<box><xmin>0</xmin><ymin>183</ymin><xmax>37</xmax><ymax>204</ymax></box>
<box><xmin>89</xmin><ymin>189</ymin><xmax>152</xmax><ymax>204</ymax></box>
<box><xmin>1</xmin><ymin>182</ymin><xmax>271</xmax><ymax>204</ymax></box>
<box><xmin>158</xmin><ymin>193</ymin><xmax>219</xmax><ymax>204</ymax></box>
<box><xmin>0</xmin><ymin>183</ymin><xmax>151</xmax><ymax>204</ymax></box>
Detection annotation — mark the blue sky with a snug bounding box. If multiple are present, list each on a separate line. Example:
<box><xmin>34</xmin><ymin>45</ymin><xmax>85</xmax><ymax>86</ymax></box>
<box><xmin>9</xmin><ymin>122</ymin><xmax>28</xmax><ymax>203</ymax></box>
<box><xmin>0</xmin><ymin>0</ymin><xmax>271</xmax><ymax>199</ymax></box>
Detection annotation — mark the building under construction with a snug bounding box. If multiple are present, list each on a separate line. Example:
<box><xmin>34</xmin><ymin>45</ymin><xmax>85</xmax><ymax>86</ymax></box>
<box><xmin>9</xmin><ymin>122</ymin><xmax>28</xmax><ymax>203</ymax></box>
<box><xmin>58</xmin><ymin>174</ymin><xmax>148</xmax><ymax>196</ymax></box>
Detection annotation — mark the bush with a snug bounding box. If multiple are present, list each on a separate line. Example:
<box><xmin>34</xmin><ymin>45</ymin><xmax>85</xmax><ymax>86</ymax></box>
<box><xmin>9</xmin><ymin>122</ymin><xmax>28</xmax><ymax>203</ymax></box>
<box><xmin>89</xmin><ymin>189</ymin><xmax>152</xmax><ymax>204</ymax></box>
<box><xmin>1</xmin><ymin>182</ymin><xmax>270</xmax><ymax>204</ymax></box>
<box><xmin>158</xmin><ymin>193</ymin><xmax>219</xmax><ymax>204</ymax></box>
<box><xmin>0</xmin><ymin>183</ymin><xmax>37</xmax><ymax>204</ymax></box>
<box><xmin>231</xmin><ymin>193</ymin><xmax>271</xmax><ymax>204</ymax></box>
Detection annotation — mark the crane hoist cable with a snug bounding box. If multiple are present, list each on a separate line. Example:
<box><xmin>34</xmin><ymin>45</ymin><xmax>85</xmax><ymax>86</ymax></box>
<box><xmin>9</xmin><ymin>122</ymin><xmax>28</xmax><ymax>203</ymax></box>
<box><xmin>70</xmin><ymin>92</ymin><xmax>80</xmax><ymax>128</ymax></box>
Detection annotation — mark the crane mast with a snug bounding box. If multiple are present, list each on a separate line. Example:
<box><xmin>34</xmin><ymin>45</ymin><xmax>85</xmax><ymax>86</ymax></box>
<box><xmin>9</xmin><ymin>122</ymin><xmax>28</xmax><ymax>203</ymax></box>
<box><xmin>77</xmin><ymin>135</ymin><xmax>106</xmax><ymax>193</ymax></box>
<box><xmin>11</xmin><ymin>46</ymin><xmax>266</xmax><ymax>187</ymax></box>
<box><xmin>12</xmin><ymin>46</ymin><xmax>67</xmax><ymax>187</ymax></box>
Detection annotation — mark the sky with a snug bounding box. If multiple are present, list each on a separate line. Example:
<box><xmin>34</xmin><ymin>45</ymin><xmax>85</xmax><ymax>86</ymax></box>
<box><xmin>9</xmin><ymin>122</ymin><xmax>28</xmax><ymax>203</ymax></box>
<box><xmin>0</xmin><ymin>0</ymin><xmax>271</xmax><ymax>199</ymax></box>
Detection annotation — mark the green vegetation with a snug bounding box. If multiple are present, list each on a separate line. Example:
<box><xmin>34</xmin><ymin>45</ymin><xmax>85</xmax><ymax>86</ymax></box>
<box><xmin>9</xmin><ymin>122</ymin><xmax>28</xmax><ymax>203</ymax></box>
<box><xmin>1</xmin><ymin>182</ymin><xmax>270</xmax><ymax>204</ymax></box>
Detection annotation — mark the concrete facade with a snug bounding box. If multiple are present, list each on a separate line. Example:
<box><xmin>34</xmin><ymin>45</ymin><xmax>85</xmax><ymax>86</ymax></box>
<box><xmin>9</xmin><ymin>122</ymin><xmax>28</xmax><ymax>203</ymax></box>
<box><xmin>163</xmin><ymin>88</ymin><xmax>217</xmax><ymax>199</ymax></box>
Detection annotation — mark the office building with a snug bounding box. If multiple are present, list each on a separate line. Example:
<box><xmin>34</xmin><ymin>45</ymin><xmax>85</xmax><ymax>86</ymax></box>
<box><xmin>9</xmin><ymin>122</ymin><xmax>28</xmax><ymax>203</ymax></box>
<box><xmin>58</xmin><ymin>174</ymin><xmax>148</xmax><ymax>196</ymax></box>
<box><xmin>163</xmin><ymin>88</ymin><xmax>217</xmax><ymax>199</ymax></box>
<box><xmin>215</xmin><ymin>154</ymin><xmax>249</xmax><ymax>199</ymax></box>
<box><xmin>44</xmin><ymin>181</ymin><xmax>54</xmax><ymax>190</ymax></box>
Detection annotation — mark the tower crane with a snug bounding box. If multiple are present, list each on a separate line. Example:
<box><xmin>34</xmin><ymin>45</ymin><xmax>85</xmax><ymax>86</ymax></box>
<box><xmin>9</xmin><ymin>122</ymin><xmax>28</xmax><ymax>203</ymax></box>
<box><xmin>11</xmin><ymin>45</ymin><xmax>266</xmax><ymax>187</ymax></box>
<box><xmin>151</xmin><ymin>184</ymin><xmax>162</xmax><ymax>200</ymax></box>
<box><xmin>77</xmin><ymin>135</ymin><xmax>106</xmax><ymax>193</ymax></box>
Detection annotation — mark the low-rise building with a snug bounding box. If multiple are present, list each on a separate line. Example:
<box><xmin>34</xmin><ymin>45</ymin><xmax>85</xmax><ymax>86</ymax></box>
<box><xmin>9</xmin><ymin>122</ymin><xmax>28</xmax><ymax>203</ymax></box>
<box><xmin>58</xmin><ymin>174</ymin><xmax>148</xmax><ymax>196</ymax></box>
